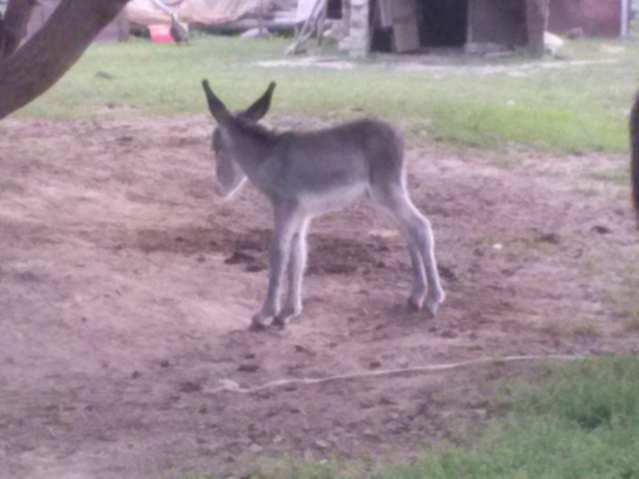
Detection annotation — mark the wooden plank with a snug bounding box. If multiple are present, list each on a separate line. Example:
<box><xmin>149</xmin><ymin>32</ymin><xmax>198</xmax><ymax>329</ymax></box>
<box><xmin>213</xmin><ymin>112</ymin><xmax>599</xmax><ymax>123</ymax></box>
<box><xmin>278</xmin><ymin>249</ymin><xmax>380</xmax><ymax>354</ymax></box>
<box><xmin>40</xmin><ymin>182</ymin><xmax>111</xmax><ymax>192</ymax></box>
<box><xmin>379</xmin><ymin>0</ymin><xmax>393</xmax><ymax>28</ymax></box>
<box><xmin>392</xmin><ymin>0</ymin><xmax>419</xmax><ymax>52</ymax></box>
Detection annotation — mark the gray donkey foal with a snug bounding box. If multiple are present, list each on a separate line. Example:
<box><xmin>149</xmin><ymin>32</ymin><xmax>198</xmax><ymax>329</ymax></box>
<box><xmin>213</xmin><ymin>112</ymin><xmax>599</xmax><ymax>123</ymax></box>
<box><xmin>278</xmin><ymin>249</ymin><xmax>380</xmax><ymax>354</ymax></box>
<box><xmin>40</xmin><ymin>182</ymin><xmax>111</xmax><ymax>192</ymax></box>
<box><xmin>202</xmin><ymin>79</ymin><xmax>445</xmax><ymax>331</ymax></box>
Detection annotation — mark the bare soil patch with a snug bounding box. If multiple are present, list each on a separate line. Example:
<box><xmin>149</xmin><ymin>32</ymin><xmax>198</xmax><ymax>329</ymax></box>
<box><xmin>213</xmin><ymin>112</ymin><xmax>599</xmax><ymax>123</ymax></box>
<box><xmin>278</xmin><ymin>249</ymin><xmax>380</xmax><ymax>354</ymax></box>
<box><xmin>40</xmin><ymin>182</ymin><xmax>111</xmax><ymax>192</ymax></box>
<box><xmin>1</xmin><ymin>114</ymin><xmax>638</xmax><ymax>478</ymax></box>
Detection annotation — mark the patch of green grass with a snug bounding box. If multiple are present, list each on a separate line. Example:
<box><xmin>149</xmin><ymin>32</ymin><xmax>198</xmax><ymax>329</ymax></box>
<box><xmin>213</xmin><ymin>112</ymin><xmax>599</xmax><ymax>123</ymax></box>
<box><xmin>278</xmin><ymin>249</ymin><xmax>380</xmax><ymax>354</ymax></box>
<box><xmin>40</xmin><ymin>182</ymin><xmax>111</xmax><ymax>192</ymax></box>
<box><xmin>247</xmin><ymin>356</ymin><xmax>639</xmax><ymax>479</ymax></box>
<box><xmin>12</xmin><ymin>35</ymin><xmax>639</xmax><ymax>154</ymax></box>
<box><xmin>496</xmin><ymin>356</ymin><xmax>639</xmax><ymax>429</ymax></box>
<box><xmin>388</xmin><ymin>356</ymin><xmax>639</xmax><ymax>479</ymax></box>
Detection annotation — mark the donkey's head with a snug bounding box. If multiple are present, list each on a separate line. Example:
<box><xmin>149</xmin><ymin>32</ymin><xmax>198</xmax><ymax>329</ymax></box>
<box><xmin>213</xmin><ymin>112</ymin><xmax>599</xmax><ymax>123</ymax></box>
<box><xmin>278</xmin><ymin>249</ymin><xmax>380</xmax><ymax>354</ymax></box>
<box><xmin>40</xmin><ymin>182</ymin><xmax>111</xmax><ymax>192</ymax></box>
<box><xmin>202</xmin><ymin>79</ymin><xmax>276</xmax><ymax>198</ymax></box>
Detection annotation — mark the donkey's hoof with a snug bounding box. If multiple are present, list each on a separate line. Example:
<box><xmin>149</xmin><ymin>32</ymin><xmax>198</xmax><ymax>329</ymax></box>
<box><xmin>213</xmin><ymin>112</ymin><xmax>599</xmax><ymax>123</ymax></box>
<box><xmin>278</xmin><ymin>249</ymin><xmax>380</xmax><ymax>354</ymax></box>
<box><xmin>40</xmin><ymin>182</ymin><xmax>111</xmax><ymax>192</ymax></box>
<box><xmin>271</xmin><ymin>317</ymin><xmax>288</xmax><ymax>329</ymax></box>
<box><xmin>248</xmin><ymin>321</ymin><xmax>268</xmax><ymax>333</ymax></box>
<box><xmin>424</xmin><ymin>297</ymin><xmax>444</xmax><ymax>320</ymax></box>
<box><xmin>424</xmin><ymin>290</ymin><xmax>445</xmax><ymax>318</ymax></box>
<box><xmin>423</xmin><ymin>307</ymin><xmax>436</xmax><ymax>320</ymax></box>
<box><xmin>407</xmin><ymin>297</ymin><xmax>422</xmax><ymax>313</ymax></box>
<box><xmin>273</xmin><ymin>304</ymin><xmax>301</xmax><ymax>327</ymax></box>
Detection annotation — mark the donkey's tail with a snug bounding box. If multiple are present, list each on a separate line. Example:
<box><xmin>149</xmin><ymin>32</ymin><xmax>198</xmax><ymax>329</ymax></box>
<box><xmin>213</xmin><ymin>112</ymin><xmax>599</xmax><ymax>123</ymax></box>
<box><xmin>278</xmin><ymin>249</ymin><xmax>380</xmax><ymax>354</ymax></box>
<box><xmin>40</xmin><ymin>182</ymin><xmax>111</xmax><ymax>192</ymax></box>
<box><xmin>630</xmin><ymin>92</ymin><xmax>639</xmax><ymax>228</ymax></box>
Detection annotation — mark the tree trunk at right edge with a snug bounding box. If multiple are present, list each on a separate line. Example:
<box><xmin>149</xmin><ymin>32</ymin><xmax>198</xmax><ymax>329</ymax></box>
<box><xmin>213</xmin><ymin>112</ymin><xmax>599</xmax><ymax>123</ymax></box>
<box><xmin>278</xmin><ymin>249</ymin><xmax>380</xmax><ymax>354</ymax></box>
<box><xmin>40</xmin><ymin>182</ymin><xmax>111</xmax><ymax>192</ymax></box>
<box><xmin>630</xmin><ymin>92</ymin><xmax>639</xmax><ymax>228</ymax></box>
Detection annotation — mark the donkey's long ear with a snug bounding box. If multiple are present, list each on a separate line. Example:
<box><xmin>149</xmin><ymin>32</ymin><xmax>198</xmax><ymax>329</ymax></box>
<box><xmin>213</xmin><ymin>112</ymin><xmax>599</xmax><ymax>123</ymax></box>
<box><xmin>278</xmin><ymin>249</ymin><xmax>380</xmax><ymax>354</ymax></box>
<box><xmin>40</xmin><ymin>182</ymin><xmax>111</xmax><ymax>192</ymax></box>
<box><xmin>202</xmin><ymin>79</ymin><xmax>232</xmax><ymax>126</ymax></box>
<box><xmin>244</xmin><ymin>82</ymin><xmax>276</xmax><ymax>122</ymax></box>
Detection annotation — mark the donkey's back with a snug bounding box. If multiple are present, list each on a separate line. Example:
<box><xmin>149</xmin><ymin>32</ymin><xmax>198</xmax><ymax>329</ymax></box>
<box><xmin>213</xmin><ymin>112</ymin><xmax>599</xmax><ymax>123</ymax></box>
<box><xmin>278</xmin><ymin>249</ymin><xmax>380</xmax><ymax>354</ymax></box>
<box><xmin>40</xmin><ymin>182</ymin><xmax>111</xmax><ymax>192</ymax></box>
<box><xmin>259</xmin><ymin>119</ymin><xmax>405</xmax><ymax>211</ymax></box>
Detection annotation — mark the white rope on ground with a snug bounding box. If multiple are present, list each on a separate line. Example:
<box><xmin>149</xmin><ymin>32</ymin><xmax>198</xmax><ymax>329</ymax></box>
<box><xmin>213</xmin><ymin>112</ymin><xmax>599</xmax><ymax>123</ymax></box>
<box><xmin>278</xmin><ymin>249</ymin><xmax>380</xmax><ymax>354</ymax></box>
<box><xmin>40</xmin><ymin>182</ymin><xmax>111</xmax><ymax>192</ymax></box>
<box><xmin>203</xmin><ymin>354</ymin><xmax>582</xmax><ymax>395</ymax></box>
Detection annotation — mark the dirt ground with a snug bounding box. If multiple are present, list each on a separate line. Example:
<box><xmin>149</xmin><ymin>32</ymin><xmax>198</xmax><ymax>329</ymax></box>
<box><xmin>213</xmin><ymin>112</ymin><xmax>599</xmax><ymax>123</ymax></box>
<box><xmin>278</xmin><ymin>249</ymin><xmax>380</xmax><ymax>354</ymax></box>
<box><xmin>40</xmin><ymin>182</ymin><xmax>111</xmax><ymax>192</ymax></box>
<box><xmin>1</xmin><ymin>113</ymin><xmax>638</xmax><ymax>479</ymax></box>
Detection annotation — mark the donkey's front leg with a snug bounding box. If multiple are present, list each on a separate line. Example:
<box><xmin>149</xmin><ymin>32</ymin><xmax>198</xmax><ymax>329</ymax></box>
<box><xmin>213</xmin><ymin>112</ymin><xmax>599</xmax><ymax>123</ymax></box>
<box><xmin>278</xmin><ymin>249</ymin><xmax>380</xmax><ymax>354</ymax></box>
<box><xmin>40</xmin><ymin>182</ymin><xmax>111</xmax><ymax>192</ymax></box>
<box><xmin>273</xmin><ymin>219</ymin><xmax>310</xmax><ymax>328</ymax></box>
<box><xmin>250</xmin><ymin>203</ymin><xmax>301</xmax><ymax>331</ymax></box>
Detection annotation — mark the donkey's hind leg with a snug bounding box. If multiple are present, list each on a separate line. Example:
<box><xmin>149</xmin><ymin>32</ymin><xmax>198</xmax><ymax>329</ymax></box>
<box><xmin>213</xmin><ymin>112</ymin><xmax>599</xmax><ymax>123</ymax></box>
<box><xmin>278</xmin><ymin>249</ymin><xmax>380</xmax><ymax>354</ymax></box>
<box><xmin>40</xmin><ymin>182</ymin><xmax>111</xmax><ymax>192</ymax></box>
<box><xmin>371</xmin><ymin>184</ymin><xmax>445</xmax><ymax>318</ymax></box>
<box><xmin>273</xmin><ymin>219</ymin><xmax>310</xmax><ymax>328</ymax></box>
<box><xmin>409</xmin><ymin>203</ymin><xmax>446</xmax><ymax>317</ymax></box>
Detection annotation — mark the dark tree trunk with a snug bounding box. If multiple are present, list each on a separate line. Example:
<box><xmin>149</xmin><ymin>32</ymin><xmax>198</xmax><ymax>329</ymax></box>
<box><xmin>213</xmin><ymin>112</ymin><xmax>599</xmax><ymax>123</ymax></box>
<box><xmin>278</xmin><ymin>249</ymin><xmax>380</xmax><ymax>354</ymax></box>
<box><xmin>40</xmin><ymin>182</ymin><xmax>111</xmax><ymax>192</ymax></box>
<box><xmin>0</xmin><ymin>13</ymin><xmax>4</xmax><ymax>55</ymax></box>
<box><xmin>1</xmin><ymin>0</ymin><xmax>39</xmax><ymax>58</ymax></box>
<box><xmin>0</xmin><ymin>0</ymin><xmax>130</xmax><ymax>120</ymax></box>
<box><xmin>630</xmin><ymin>92</ymin><xmax>639</xmax><ymax>228</ymax></box>
<box><xmin>526</xmin><ymin>0</ymin><xmax>548</xmax><ymax>58</ymax></box>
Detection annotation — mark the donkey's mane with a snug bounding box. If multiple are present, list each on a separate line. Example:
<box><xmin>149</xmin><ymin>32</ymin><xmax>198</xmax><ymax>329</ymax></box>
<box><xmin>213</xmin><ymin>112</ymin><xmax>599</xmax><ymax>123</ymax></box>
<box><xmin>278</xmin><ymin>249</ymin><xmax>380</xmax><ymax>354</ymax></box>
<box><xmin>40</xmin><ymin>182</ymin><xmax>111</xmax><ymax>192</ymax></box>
<box><xmin>234</xmin><ymin>114</ymin><xmax>279</xmax><ymax>144</ymax></box>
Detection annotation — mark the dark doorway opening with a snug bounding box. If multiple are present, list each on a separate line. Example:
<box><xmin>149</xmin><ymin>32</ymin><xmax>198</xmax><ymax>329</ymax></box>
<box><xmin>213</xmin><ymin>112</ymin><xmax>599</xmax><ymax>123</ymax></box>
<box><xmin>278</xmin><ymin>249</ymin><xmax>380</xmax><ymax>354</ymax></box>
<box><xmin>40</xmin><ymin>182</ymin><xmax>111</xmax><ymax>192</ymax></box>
<box><xmin>369</xmin><ymin>0</ymin><xmax>469</xmax><ymax>53</ymax></box>
<box><xmin>370</xmin><ymin>0</ymin><xmax>394</xmax><ymax>53</ymax></box>
<box><xmin>417</xmin><ymin>0</ymin><xmax>468</xmax><ymax>47</ymax></box>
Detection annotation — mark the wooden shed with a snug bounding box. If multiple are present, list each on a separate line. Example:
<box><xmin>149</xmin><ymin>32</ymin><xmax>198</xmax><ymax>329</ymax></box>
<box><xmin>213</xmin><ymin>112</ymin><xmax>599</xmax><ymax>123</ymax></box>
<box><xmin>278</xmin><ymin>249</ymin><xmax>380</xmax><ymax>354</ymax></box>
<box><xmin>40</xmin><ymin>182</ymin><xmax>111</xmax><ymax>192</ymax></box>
<box><xmin>338</xmin><ymin>0</ymin><xmax>537</xmax><ymax>56</ymax></box>
<box><xmin>336</xmin><ymin>0</ymin><xmax>630</xmax><ymax>56</ymax></box>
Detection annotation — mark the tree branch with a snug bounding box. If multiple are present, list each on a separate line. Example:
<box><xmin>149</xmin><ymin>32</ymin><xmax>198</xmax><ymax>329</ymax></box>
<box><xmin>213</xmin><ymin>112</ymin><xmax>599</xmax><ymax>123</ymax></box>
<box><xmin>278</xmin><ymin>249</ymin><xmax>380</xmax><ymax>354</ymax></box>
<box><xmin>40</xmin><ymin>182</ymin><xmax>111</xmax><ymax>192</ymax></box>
<box><xmin>0</xmin><ymin>0</ymin><xmax>130</xmax><ymax>120</ymax></box>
